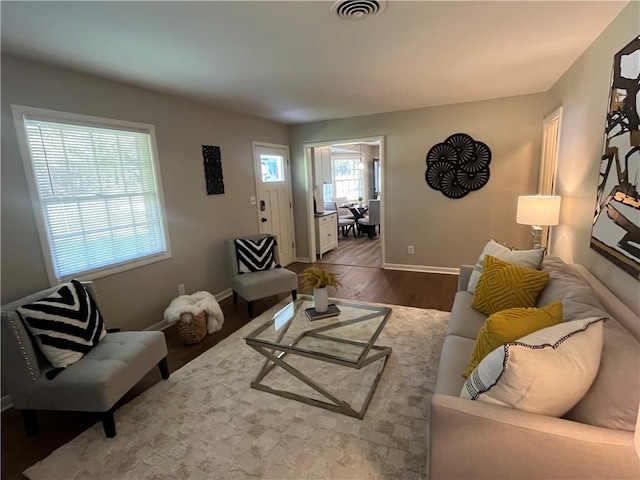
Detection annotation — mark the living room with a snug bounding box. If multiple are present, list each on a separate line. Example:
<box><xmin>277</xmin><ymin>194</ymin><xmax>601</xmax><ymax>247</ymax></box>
<box><xmin>1</xmin><ymin>1</ymin><xmax>639</xmax><ymax>478</ymax></box>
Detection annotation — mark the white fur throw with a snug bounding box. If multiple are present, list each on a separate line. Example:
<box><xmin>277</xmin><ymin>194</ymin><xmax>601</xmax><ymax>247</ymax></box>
<box><xmin>164</xmin><ymin>292</ymin><xmax>224</xmax><ymax>334</ymax></box>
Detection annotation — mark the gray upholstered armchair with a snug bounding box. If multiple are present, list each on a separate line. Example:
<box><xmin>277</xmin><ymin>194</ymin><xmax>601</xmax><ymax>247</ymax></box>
<box><xmin>1</xmin><ymin>281</ymin><xmax>169</xmax><ymax>438</ymax></box>
<box><xmin>226</xmin><ymin>233</ymin><xmax>298</xmax><ymax>317</ymax></box>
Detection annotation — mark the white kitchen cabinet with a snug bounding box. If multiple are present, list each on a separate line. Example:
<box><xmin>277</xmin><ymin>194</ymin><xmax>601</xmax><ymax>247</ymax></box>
<box><xmin>315</xmin><ymin>212</ymin><xmax>338</xmax><ymax>258</ymax></box>
<box><xmin>313</xmin><ymin>146</ymin><xmax>332</xmax><ymax>186</ymax></box>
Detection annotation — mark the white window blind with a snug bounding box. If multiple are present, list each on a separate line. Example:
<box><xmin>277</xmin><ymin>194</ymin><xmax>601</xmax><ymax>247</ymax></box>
<box><xmin>16</xmin><ymin>108</ymin><xmax>170</xmax><ymax>282</ymax></box>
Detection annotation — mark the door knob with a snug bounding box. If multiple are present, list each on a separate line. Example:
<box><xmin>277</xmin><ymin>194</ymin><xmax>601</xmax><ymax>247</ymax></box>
<box><xmin>261</xmin><ymin>218</ymin><xmax>268</xmax><ymax>223</ymax></box>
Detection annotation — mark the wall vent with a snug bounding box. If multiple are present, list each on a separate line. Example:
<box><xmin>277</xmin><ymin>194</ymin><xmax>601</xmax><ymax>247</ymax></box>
<box><xmin>331</xmin><ymin>0</ymin><xmax>386</xmax><ymax>21</ymax></box>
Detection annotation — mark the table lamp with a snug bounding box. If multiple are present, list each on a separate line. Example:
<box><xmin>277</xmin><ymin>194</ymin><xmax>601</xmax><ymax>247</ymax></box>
<box><xmin>516</xmin><ymin>195</ymin><xmax>561</xmax><ymax>249</ymax></box>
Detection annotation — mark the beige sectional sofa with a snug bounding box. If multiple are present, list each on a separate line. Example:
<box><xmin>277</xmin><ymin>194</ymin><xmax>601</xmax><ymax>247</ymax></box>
<box><xmin>429</xmin><ymin>255</ymin><xmax>640</xmax><ymax>479</ymax></box>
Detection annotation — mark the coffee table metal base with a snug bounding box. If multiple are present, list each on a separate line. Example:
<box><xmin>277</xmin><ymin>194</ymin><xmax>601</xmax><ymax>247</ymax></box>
<box><xmin>248</xmin><ymin>341</ymin><xmax>392</xmax><ymax>419</ymax></box>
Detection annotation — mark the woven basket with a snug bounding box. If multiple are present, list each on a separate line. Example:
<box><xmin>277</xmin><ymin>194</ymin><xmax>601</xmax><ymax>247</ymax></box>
<box><xmin>177</xmin><ymin>311</ymin><xmax>207</xmax><ymax>345</ymax></box>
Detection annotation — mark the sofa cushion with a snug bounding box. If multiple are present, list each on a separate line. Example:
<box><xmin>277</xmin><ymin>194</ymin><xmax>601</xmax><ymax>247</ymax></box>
<box><xmin>472</xmin><ymin>255</ymin><xmax>550</xmax><ymax>315</ymax></box>
<box><xmin>446</xmin><ymin>291</ymin><xmax>488</xmax><ymax>340</ymax></box>
<box><xmin>17</xmin><ymin>280</ymin><xmax>106</xmax><ymax>368</ymax></box>
<box><xmin>461</xmin><ymin>317</ymin><xmax>605</xmax><ymax>417</ymax></box>
<box><xmin>564</xmin><ymin>318</ymin><xmax>640</xmax><ymax>432</ymax></box>
<box><xmin>467</xmin><ymin>239</ymin><xmax>545</xmax><ymax>293</ymax></box>
<box><xmin>462</xmin><ymin>301</ymin><xmax>563</xmax><ymax>378</ymax></box>
<box><xmin>537</xmin><ymin>256</ymin><xmax>609</xmax><ymax>321</ymax></box>
<box><xmin>435</xmin><ymin>335</ymin><xmax>477</xmax><ymax>396</ymax></box>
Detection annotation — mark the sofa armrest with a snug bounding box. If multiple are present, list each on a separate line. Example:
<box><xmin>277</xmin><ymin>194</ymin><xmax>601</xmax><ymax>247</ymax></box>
<box><xmin>429</xmin><ymin>394</ymin><xmax>639</xmax><ymax>479</ymax></box>
<box><xmin>457</xmin><ymin>265</ymin><xmax>474</xmax><ymax>292</ymax></box>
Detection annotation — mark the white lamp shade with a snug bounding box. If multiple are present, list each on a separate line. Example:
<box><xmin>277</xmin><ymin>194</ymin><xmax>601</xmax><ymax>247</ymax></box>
<box><xmin>516</xmin><ymin>195</ymin><xmax>561</xmax><ymax>226</ymax></box>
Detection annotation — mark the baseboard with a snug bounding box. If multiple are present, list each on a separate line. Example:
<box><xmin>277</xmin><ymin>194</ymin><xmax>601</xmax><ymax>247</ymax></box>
<box><xmin>2</xmin><ymin>394</ymin><xmax>13</xmax><ymax>412</ymax></box>
<box><xmin>295</xmin><ymin>257</ymin><xmax>311</xmax><ymax>263</ymax></box>
<box><xmin>144</xmin><ymin>288</ymin><xmax>235</xmax><ymax>331</ymax></box>
<box><xmin>383</xmin><ymin>263</ymin><xmax>459</xmax><ymax>275</ymax></box>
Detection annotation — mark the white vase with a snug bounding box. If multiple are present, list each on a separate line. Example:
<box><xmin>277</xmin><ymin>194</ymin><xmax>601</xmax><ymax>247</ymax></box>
<box><xmin>313</xmin><ymin>287</ymin><xmax>329</xmax><ymax>312</ymax></box>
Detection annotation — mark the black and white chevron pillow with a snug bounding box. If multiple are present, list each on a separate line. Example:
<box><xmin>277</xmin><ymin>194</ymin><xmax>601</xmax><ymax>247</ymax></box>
<box><xmin>17</xmin><ymin>280</ymin><xmax>106</xmax><ymax>368</ymax></box>
<box><xmin>235</xmin><ymin>237</ymin><xmax>279</xmax><ymax>273</ymax></box>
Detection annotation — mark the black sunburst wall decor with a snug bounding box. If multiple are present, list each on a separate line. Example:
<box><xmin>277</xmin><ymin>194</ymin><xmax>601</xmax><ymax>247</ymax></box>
<box><xmin>425</xmin><ymin>133</ymin><xmax>491</xmax><ymax>199</ymax></box>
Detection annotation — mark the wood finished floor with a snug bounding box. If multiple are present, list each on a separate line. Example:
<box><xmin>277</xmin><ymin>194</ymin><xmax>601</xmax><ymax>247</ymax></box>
<box><xmin>1</xmin><ymin>264</ymin><xmax>458</xmax><ymax>480</ymax></box>
<box><xmin>316</xmin><ymin>227</ymin><xmax>381</xmax><ymax>268</ymax></box>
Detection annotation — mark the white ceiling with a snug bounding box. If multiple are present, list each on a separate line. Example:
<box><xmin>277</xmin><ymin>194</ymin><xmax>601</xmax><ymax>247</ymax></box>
<box><xmin>0</xmin><ymin>1</ymin><xmax>629</xmax><ymax>125</ymax></box>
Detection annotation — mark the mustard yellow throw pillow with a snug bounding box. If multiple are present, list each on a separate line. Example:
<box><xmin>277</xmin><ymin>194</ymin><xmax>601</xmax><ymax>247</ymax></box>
<box><xmin>462</xmin><ymin>301</ymin><xmax>563</xmax><ymax>378</ymax></box>
<box><xmin>472</xmin><ymin>255</ymin><xmax>550</xmax><ymax>315</ymax></box>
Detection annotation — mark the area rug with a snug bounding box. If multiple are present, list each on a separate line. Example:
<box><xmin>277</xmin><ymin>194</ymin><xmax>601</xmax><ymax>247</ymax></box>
<box><xmin>24</xmin><ymin>299</ymin><xmax>449</xmax><ymax>480</ymax></box>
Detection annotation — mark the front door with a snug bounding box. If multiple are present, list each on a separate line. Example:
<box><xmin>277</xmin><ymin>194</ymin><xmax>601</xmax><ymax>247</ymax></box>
<box><xmin>253</xmin><ymin>142</ymin><xmax>295</xmax><ymax>266</ymax></box>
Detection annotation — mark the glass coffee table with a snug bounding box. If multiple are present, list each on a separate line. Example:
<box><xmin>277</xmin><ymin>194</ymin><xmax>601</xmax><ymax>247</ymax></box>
<box><xmin>244</xmin><ymin>296</ymin><xmax>392</xmax><ymax>419</ymax></box>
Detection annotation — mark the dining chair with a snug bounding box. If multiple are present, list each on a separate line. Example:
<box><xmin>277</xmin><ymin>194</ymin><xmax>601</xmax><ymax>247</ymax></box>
<box><xmin>357</xmin><ymin>199</ymin><xmax>381</xmax><ymax>239</ymax></box>
<box><xmin>325</xmin><ymin>201</ymin><xmax>356</xmax><ymax>237</ymax></box>
<box><xmin>332</xmin><ymin>197</ymin><xmax>354</xmax><ymax>219</ymax></box>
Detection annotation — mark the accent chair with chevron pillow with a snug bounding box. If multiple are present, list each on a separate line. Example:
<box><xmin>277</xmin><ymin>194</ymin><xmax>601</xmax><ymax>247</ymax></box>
<box><xmin>4</xmin><ymin>280</ymin><xmax>169</xmax><ymax>438</ymax></box>
<box><xmin>472</xmin><ymin>255</ymin><xmax>550</xmax><ymax>315</ymax></box>
<box><xmin>226</xmin><ymin>234</ymin><xmax>298</xmax><ymax>317</ymax></box>
<box><xmin>17</xmin><ymin>279</ymin><xmax>106</xmax><ymax>368</ymax></box>
<box><xmin>234</xmin><ymin>236</ymin><xmax>279</xmax><ymax>273</ymax></box>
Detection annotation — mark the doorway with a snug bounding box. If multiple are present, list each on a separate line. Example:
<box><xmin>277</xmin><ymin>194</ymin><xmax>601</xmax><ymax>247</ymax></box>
<box><xmin>304</xmin><ymin>136</ymin><xmax>385</xmax><ymax>268</ymax></box>
<box><xmin>253</xmin><ymin>142</ymin><xmax>295</xmax><ymax>266</ymax></box>
<box><xmin>538</xmin><ymin>108</ymin><xmax>562</xmax><ymax>251</ymax></box>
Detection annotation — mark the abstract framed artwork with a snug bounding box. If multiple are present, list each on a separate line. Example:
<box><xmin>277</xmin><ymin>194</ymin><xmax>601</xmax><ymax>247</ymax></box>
<box><xmin>590</xmin><ymin>36</ymin><xmax>640</xmax><ymax>279</ymax></box>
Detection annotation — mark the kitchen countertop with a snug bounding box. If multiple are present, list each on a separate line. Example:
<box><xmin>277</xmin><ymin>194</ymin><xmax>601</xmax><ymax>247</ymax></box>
<box><xmin>314</xmin><ymin>211</ymin><xmax>337</xmax><ymax>217</ymax></box>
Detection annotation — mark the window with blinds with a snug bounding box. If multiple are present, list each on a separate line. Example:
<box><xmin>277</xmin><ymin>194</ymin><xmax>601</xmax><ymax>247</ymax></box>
<box><xmin>333</xmin><ymin>157</ymin><xmax>363</xmax><ymax>201</ymax></box>
<box><xmin>13</xmin><ymin>106</ymin><xmax>171</xmax><ymax>283</ymax></box>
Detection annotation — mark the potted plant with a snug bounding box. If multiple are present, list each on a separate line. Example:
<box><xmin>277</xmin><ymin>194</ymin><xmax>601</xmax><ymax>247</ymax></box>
<box><xmin>358</xmin><ymin>196</ymin><xmax>364</xmax><ymax>207</ymax></box>
<box><xmin>300</xmin><ymin>266</ymin><xmax>342</xmax><ymax>312</ymax></box>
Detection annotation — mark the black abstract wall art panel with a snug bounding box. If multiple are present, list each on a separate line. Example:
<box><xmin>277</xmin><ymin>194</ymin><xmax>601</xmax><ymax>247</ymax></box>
<box><xmin>425</xmin><ymin>133</ymin><xmax>491</xmax><ymax>199</ymax></box>
<box><xmin>590</xmin><ymin>36</ymin><xmax>640</xmax><ymax>279</ymax></box>
<box><xmin>202</xmin><ymin>145</ymin><xmax>225</xmax><ymax>195</ymax></box>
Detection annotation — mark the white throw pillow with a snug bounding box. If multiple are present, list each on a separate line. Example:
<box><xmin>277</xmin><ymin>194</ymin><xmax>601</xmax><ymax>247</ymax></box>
<box><xmin>466</xmin><ymin>239</ymin><xmax>545</xmax><ymax>293</ymax></box>
<box><xmin>460</xmin><ymin>317</ymin><xmax>605</xmax><ymax>417</ymax></box>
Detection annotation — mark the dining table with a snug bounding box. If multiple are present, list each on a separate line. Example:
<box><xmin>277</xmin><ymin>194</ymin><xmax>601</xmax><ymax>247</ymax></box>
<box><xmin>345</xmin><ymin>205</ymin><xmax>369</xmax><ymax>221</ymax></box>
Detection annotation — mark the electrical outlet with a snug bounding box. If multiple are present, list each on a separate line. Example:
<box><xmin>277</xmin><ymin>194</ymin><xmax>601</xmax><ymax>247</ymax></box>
<box><xmin>178</xmin><ymin>284</ymin><xmax>186</xmax><ymax>296</ymax></box>
<box><xmin>408</xmin><ymin>245</ymin><xmax>415</xmax><ymax>255</ymax></box>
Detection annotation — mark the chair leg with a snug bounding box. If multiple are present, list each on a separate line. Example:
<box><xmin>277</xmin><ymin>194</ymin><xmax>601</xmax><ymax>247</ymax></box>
<box><xmin>101</xmin><ymin>410</ymin><xmax>116</xmax><ymax>438</ymax></box>
<box><xmin>291</xmin><ymin>290</ymin><xmax>297</xmax><ymax>300</ymax></box>
<box><xmin>21</xmin><ymin>410</ymin><xmax>38</xmax><ymax>437</ymax></box>
<box><xmin>247</xmin><ymin>301</ymin><xmax>254</xmax><ymax>317</ymax></box>
<box><xmin>233</xmin><ymin>291</ymin><xmax>238</xmax><ymax>304</ymax></box>
<box><xmin>158</xmin><ymin>357</ymin><xmax>170</xmax><ymax>379</ymax></box>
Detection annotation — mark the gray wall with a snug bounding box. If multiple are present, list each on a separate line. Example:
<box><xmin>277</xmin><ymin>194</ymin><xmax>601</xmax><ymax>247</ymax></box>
<box><xmin>289</xmin><ymin>93</ymin><xmax>547</xmax><ymax>269</ymax></box>
<box><xmin>545</xmin><ymin>1</ymin><xmax>639</xmax><ymax>315</ymax></box>
<box><xmin>1</xmin><ymin>54</ymin><xmax>288</xmax><ymax>331</ymax></box>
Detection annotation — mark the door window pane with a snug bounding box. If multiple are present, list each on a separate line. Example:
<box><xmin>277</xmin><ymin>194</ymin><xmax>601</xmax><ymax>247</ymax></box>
<box><xmin>261</xmin><ymin>155</ymin><xmax>284</xmax><ymax>182</ymax></box>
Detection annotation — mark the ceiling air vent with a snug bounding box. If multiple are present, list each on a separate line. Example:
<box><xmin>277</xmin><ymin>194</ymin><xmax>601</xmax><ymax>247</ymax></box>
<box><xmin>331</xmin><ymin>0</ymin><xmax>386</xmax><ymax>21</ymax></box>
